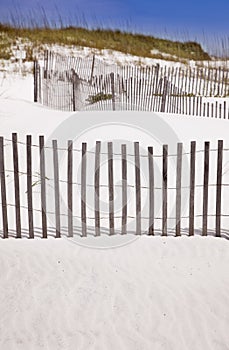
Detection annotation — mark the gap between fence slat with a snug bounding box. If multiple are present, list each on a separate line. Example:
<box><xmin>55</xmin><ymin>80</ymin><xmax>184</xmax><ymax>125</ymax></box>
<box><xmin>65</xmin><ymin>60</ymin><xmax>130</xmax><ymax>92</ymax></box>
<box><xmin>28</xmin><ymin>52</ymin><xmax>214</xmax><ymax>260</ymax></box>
<box><xmin>122</xmin><ymin>144</ymin><xmax>127</xmax><ymax>235</ymax></box>
<box><xmin>39</xmin><ymin>135</ymin><xmax>47</xmax><ymax>238</ymax></box>
<box><xmin>81</xmin><ymin>142</ymin><xmax>87</xmax><ymax>237</ymax></box>
<box><xmin>53</xmin><ymin>140</ymin><xmax>61</xmax><ymax>238</ymax></box>
<box><xmin>176</xmin><ymin>143</ymin><xmax>183</xmax><ymax>237</ymax></box>
<box><xmin>0</xmin><ymin>137</ymin><xmax>8</xmax><ymax>238</ymax></box>
<box><xmin>148</xmin><ymin>146</ymin><xmax>154</xmax><ymax>235</ymax></box>
<box><xmin>94</xmin><ymin>141</ymin><xmax>101</xmax><ymax>236</ymax></box>
<box><xmin>68</xmin><ymin>140</ymin><xmax>73</xmax><ymax>237</ymax></box>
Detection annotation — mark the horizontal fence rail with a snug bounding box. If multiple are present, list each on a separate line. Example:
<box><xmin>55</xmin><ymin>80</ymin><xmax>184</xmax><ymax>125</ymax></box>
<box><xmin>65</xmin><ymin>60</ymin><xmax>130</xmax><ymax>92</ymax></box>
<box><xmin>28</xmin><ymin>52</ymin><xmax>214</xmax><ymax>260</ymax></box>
<box><xmin>34</xmin><ymin>51</ymin><xmax>229</xmax><ymax>117</ymax></box>
<box><xmin>0</xmin><ymin>134</ymin><xmax>229</xmax><ymax>239</ymax></box>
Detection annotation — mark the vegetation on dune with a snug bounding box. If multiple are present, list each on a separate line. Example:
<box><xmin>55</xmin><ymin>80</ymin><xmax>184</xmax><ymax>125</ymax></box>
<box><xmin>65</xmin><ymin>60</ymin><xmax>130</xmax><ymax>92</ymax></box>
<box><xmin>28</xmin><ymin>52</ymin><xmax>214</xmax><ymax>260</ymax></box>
<box><xmin>0</xmin><ymin>23</ymin><xmax>211</xmax><ymax>62</ymax></box>
<box><xmin>86</xmin><ymin>92</ymin><xmax>113</xmax><ymax>104</ymax></box>
<box><xmin>0</xmin><ymin>31</ymin><xmax>13</xmax><ymax>59</ymax></box>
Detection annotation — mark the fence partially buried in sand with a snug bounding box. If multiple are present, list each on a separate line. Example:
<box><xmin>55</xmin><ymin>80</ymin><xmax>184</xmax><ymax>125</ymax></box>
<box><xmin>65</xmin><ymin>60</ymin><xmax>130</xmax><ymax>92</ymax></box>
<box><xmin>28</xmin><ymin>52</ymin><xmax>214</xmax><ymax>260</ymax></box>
<box><xmin>34</xmin><ymin>51</ymin><xmax>229</xmax><ymax>116</ymax></box>
<box><xmin>0</xmin><ymin>134</ymin><xmax>229</xmax><ymax>239</ymax></box>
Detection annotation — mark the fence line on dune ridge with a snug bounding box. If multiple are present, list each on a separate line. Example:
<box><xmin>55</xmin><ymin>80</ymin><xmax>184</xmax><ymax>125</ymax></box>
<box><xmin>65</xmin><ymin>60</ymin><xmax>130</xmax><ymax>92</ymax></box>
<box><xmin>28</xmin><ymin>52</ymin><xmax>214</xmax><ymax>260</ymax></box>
<box><xmin>42</xmin><ymin>50</ymin><xmax>229</xmax><ymax>97</ymax></box>
<box><xmin>34</xmin><ymin>51</ymin><xmax>229</xmax><ymax>117</ymax></box>
<box><xmin>0</xmin><ymin>134</ymin><xmax>229</xmax><ymax>239</ymax></box>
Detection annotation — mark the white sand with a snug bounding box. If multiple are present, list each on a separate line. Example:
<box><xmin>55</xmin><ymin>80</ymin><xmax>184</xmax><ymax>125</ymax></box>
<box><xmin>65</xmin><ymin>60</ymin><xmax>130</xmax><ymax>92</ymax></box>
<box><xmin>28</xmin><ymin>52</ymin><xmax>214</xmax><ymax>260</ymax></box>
<box><xmin>0</xmin><ymin>72</ymin><xmax>229</xmax><ymax>349</ymax></box>
<box><xmin>0</xmin><ymin>237</ymin><xmax>229</xmax><ymax>349</ymax></box>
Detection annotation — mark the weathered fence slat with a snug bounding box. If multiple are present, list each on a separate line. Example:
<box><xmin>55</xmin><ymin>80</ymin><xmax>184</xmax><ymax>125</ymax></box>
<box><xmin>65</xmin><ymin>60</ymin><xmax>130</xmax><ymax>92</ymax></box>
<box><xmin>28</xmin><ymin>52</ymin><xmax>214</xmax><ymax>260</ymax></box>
<box><xmin>39</xmin><ymin>135</ymin><xmax>47</xmax><ymax>238</ymax></box>
<box><xmin>108</xmin><ymin>142</ymin><xmax>115</xmax><ymax>235</ymax></box>
<box><xmin>0</xmin><ymin>137</ymin><xmax>8</xmax><ymax>238</ymax></box>
<box><xmin>81</xmin><ymin>143</ymin><xmax>87</xmax><ymax>237</ymax></box>
<box><xmin>162</xmin><ymin>145</ymin><xmax>168</xmax><ymax>236</ymax></box>
<box><xmin>26</xmin><ymin>135</ymin><xmax>34</xmax><ymax>239</ymax></box>
<box><xmin>34</xmin><ymin>60</ymin><xmax>38</xmax><ymax>102</ymax></box>
<box><xmin>121</xmin><ymin>144</ymin><xmax>127</xmax><ymax>235</ymax></box>
<box><xmin>12</xmin><ymin>133</ymin><xmax>21</xmax><ymax>238</ymax></box>
<box><xmin>94</xmin><ymin>141</ymin><xmax>101</xmax><ymax>236</ymax></box>
<box><xmin>189</xmin><ymin>141</ymin><xmax>196</xmax><ymax>236</ymax></box>
<box><xmin>160</xmin><ymin>77</ymin><xmax>168</xmax><ymax>112</ymax></box>
<box><xmin>176</xmin><ymin>143</ymin><xmax>183</xmax><ymax>236</ymax></box>
<box><xmin>53</xmin><ymin>140</ymin><xmax>61</xmax><ymax>238</ymax></box>
<box><xmin>148</xmin><ymin>147</ymin><xmax>154</xmax><ymax>235</ymax></box>
<box><xmin>90</xmin><ymin>54</ymin><xmax>95</xmax><ymax>82</ymax></box>
<box><xmin>202</xmin><ymin>141</ymin><xmax>210</xmax><ymax>236</ymax></box>
<box><xmin>72</xmin><ymin>70</ymin><xmax>76</xmax><ymax>112</ymax></box>
<box><xmin>67</xmin><ymin>141</ymin><xmax>73</xmax><ymax>237</ymax></box>
<box><xmin>110</xmin><ymin>73</ymin><xmax>115</xmax><ymax>111</ymax></box>
<box><xmin>135</xmin><ymin>142</ymin><xmax>141</xmax><ymax>234</ymax></box>
<box><xmin>207</xmin><ymin>102</ymin><xmax>210</xmax><ymax>117</ymax></box>
<box><xmin>216</xmin><ymin>140</ymin><xmax>223</xmax><ymax>237</ymax></box>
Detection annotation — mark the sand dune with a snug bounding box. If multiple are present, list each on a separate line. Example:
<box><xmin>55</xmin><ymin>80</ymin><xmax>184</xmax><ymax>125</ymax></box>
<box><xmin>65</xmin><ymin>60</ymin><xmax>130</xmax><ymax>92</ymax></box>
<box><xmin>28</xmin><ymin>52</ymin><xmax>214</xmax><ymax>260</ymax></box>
<box><xmin>1</xmin><ymin>72</ymin><xmax>229</xmax><ymax>349</ymax></box>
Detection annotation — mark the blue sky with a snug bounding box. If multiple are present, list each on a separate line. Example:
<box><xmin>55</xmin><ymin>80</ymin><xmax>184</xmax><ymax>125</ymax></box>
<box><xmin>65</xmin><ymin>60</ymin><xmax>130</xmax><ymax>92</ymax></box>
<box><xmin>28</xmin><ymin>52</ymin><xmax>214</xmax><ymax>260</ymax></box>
<box><xmin>0</xmin><ymin>0</ymin><xmax>228</xmax><ymax>41</ymax></box>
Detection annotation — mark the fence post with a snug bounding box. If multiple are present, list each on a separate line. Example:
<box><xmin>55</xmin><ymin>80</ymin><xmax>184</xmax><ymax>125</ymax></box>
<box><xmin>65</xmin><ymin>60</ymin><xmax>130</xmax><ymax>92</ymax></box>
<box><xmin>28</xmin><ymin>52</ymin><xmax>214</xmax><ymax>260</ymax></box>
<box><xmin>39</xmin><ymin>135</ymin><xmax>47</xmax><ymax>238</ymax></box>
<box><xmin>108</xmin><ymin>142</ymin><xmax>114</xmax><ymax>235</ymax></box>
<box><xmin>216</xmin><ymin>140</ymin><xmax>223</xmax><ymax>237</ymax></box>
<box><xmin>176</xmin><ymin>143</ymin><xmax>183</xmax><ymax>236</ymax></box>
<box><xmin>81</xmin><ymin>143</ymin><xmax>87</xmax><ymax>237</ymax></box>
<box><xmin>12</xmin><ymin>133</ymin><xmax>21</xmax><ymax>238</ymax></box>
<box><xmin>67</xmin><ymin>141</ymin><xmax>73</xmax><ymax>237</ymax></box>
<box><xmin>90</xmin><ymin>54</ymin><xmax>95</xmax><ymax>82</ymax></box>
<box><xmin>121</xmin><ymin>144</ymin><xmax>127</xmax><ymax>235</ymax></box>
<box><xmin>134</xmin><ymin>142</ymin><xmax>141</xmax><ymax>235</ymax></box>
<box><xmin>223</xmin><ymin>101</ymin><xmax>226</xmax><ymax>119</ymax></box>
<box><xmin>160</xmin><ymin>77</ymin><xmax>169</xmax><ymax>112</ymax></box>
<box><xmin>207</xmin><ymin>102</ymin><xmax>209</xmax><ymax>117</ymax></box>
<box><xmin>211</xmin><ymin>103</ymin><xmax>214</xmax><ymax>118</ymax></box>
<box><xmin>72</xmin><ymin>70</ymin><xmax>76</xmax><ymax>112</ymax></box>
<box><xmin>110</xmin><ymin>73</ymin><xmax>115</xmax><ymax>111</ymax></box>
<box><xmin>52</xmin><ymin>140</ymin><xmax>61</xmax><ymax>238</ymax></box>
<box><xmin>189</xmin><ymin>141</ymin><xmax>196</xmax><ymax>236</ymax></box>
<box><xmin>154</xmin><ymin>63</ymin><xmax>160</xmax><ymax>95</ymax></box>
<box><xmin>38</xmin><ymin>64</ymin><xmax>42</xmax><ymax>103</ymax></box>
<box><xmin>219</xmin><ymin>103</ymin><xmax>222</xmax><ymax>119</ymax></box>
<box><xmin>202</xmin><ymin>141</ymin><xmax>210</xmax><ymax>236</ymax></box>
<box><xmin>0</xmin><ymin>137</ymin><xmax>8</xmax><ymax>238</ymax></box>
<box><xmin>34</xmin><ymin>60</ymin><xmax>38</xmax><ymax>102</ymax></box>
<box><xmin>44</xmin><ymin>50</ymin><xmax>48</xmax><ymax>79</ymax></box>
<box><xmin>200</xmin><ymin>96</ymin><xmax>202</xmax><ymax>116</ymax></box>
<box><xmin>94</xmin><ymin>141</ymin><xmax>101</xmax><ymax>236</ymax></box>
<box><xmin>162</xmin><ymin>145</ymin><xmax>168</xmax><ymax>236</ymax></box>
<box><xmin>148</xmin><ymin>147</ymin><xmax>154</xmax><ymax>235</ymax></box>
<box><xmin>203</xmin><ymin>102</ymin><xmax>206</xmax><ymax>117</ymax></box>
<box><xmin>26</xmin><ymin>135</ymin><xmax>34</xmax><ymax>239</ymax></box>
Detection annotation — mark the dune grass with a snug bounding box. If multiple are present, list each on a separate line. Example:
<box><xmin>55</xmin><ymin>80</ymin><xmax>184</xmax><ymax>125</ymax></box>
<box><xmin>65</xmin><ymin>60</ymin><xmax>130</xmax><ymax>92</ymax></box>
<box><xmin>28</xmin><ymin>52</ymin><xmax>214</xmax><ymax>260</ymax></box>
<box><xmin>0</xmin><ymin>22</ymin><xmax>211</xmax><ymax>62</ymax></box>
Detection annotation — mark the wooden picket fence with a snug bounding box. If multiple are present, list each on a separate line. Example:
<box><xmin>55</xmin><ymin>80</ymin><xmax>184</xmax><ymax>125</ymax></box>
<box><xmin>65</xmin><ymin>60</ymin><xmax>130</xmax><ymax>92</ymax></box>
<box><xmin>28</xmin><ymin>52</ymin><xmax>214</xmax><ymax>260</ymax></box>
<box><xmin>41</xmin><ymin>51</ymin><xmax>229</xmax><ymax>97</ymax></box>
<box><xmin>34</xmin><ymin>51</ymin><xmax>229</xmax><ymax>117</ymax></box>
<box><xmin>0</xmin><ymin>134</ymin><xmax>228</xmax><ymax>239</ymax></box>
<box><xmin>34</xmin><ymin>65</ymin><xmax>229</xmax><ymax>117</ymax></box>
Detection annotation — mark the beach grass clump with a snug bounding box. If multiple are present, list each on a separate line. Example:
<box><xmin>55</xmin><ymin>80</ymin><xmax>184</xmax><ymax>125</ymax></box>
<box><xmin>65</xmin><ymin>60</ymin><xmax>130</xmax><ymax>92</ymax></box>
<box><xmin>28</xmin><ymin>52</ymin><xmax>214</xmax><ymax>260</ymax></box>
<box><xmin>0</xmin><ymin>30</ymin><xmax>13</xmax><ymax>59</ymax></box>
<box><xmin>86</xmin><ymin>92</ymin><xmax>113</xmax><ymax>104</ymax></box>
